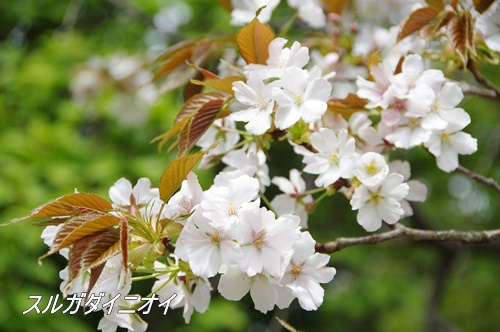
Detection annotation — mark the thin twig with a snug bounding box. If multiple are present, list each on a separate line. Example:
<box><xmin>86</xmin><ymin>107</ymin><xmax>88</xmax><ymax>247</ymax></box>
<box><xmin>467</xmin><ymin>60</ymin><xmax>500</xmax><ymax>99</ymax></box>
<box><xmin>315</xmin><ymin>223</ymin><xmax>500</xmax><ymax>254</ymax></box>
<box><xmin>456</xmin><ymin>81</ymin><xmax>498</xmax><ymax>100</ymax></box>
<box><xmin>455</xmin><ymin>165</ymin><xmax>500</xmax><ymax>194</ymax></box>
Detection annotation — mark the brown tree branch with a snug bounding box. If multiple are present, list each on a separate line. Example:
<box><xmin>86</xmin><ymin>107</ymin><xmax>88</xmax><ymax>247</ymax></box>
<box><xmin>467</xmin><ymin>60</ymin><xmax>500</xmax><ymax>100</ymax></box>
<box><xmin>455</xmin><ymin>165</ymin><xmax>500</xmax><ymax>194</ymax></box>
<box><xmin>457</xmin><ymin>81</ymin><xmax>498</xmax><ymax>100</ymax></box>
<box><xmin>315</xmin><ymin>223</ymin><xmax>500</xmax><ymax>254</ymax></box>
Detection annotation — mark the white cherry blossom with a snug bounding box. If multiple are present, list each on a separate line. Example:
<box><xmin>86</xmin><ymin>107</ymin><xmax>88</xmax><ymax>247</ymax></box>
<box><xmin>231</xmin><ymin>74</ymin><xmax>276</xmax><ymax>135</ymax></box>
<box><xmin>218</xmin><ymin>265</ymin><xmax>294</xmax><ymax>313</ymax></box>
<box><xmin>424</xmin><ymin>112</ymin><xmax>478</xmax><ymax>172</ymax></box>
<box><xmin>388</xmin><ymin>160</ymin><xmax>428</xmax><ymax>217</ymax></box>
<box><xmin>235</xmin><ymin>207</ymin><xmax>300</xmax><ymax>277</ymax></box>
<box><xmin>287</xmin><ymin>0</ymin><xmax>326</xmax><ymax>29</ymax></box>
<box><xmin>355</xmin><ymin>152</ymin><xmax>389</xmax><ymax>187</ymax></box>
<box><xmin>281</xmin><ymin>232</ymin><xmax>336</xmax><ymax>311</ymax></box>
<box><xmin>244</xmin><ymin>38</ymin><xmax>310</xmax><ymax>79</ymax></box>
<box><xmin>273</xmin><ymin>66</ymin><xmax>332</xmax><ymax>129</ymax></box>
<box><xmin>153</xmin><ymin>261</ymin><xmax>211</xmax><ymax>324</ymax></box>
<box><xmin>298</xmin><ymin>128</ymin><xmax>358</xmax><ymax>187</ymax></box>
<box><xmin>175</xmin><ymin>209</ymin><xmax>241</xmax><ymax>278</ymax></box>
<box><xmin>271</xmin><ymin>169</ymin><xmax>313</xmax><ymax>228</ymax></box>
<box><xmin>167</xmin><ymin>172</ymin><xmax>203</xmax><ymax>222</ymax></box>
<box><xmin>201</xmin><ymin>174</ymin><xmax>260</xmax><ymax>227</ymax></box>
<box><xmin>350</xmin><ymin>173</ymin><xmax>409</xmax><ymax>231</ymax></box>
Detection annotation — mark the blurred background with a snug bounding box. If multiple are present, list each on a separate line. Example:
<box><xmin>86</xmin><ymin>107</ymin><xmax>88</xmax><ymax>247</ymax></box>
<box><xmin>0</xmin><ymin>0</ymin><xmax>499</xmax><ymax>331</ymax></box>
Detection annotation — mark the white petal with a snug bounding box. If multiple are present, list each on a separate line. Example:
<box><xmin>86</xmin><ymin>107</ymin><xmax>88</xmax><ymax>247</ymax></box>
<box><xmin>357</xmin><ymin>204</ymin><xmax>382</xmax><ymax>232</ymax></box>
<box><xmin>218</xmin><ymin>265</ymin><xmax>250</xmax><ymax>300</ymax></box>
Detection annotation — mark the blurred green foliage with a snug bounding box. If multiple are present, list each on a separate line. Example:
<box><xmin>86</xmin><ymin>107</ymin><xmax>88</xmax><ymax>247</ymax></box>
<box><xmin>0</xmin><ymin>1</ymin><xmax>499</xmax><ymax>332</ymax></box>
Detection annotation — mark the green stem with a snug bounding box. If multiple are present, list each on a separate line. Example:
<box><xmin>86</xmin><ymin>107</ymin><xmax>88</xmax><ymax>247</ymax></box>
<box><xmin>259</xmin><ymin>193</ymin><xmax>277</xmax><ymax>216</ymax></box>
<box><xmin>304</xmin><ymin>187</ymin><xmax>327</xmax><ymax>196</ymax></box>
<box><xmin>313</xmin><ymin>191</ymin><xmax>330</xmax><ymax>207</ymax></box>
<box><xmin>131</xmin><ymin>273</ymin><xmax>165</xmax><ymax>282</ymax></box>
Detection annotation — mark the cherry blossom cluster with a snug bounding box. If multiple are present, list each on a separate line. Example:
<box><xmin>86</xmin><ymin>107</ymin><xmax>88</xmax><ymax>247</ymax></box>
<box><xmin>357</xmin><ymin>54</ymin><xmax>478</xmax><ymax>172</ymax></box>
<box><xmin>40</xmin><ymin>171</ymin><xmax>335</xmax><ymax>331</ymax></box>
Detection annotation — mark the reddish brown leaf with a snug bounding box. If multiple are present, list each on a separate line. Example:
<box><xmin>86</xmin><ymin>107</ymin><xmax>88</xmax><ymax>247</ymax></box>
<box><xmin>87</xmin><ymin>263</ymin><xmax>106</xmax><ymax>297</ymax></box>
<box><xmin>187</xmin><ymin>62</ymin><xmax>221</xmax><ymax>80</ymax></box>
<box><xmin>153</xmin><ymin>47</ymin><xmax>193</xmax><ymax>81</ymax></box>
<box><xmin>175</xmin><ymin>92</ymin><xmax>228</xmax><ymax>124</ymax></box>
<box><xmin>420</xmin><ymin>11</ymin><xmax>454</xmax><ymax>38</ymax></box>
<box><xmin>236</xmin><ymin>18</ymin><xmax>275</xmax><ymax>65</ymax></box>
<box><xmin>155</xmin><ymin>38</ymin><xmax>202</xmax><ymax>63</ymax></box>
<box><xmin>66</xmin><ymin>228</ymin><xmax>120</xmax><ymax>292</ymax></box>
<box><xmin>328</xmin><ymin>93</ymin><xmax>368</xmax><ymax>119</ymax></box>
<box><xmin>474</xmin><ymin>0</ymin><xmax>495</xmax><ymax>13</ymax></box>
<box><xmin>184</xmin><ymin>71</ymin><xmax>205</xmax><ymax>101</ymax></box>
<box><xmin>120</xmin><ymin>218</ymin><xmax>129</xmax><ymax>273</ymax></box>
<box><xmin>394</xmin><ymin>56</ymin><xmax>405</xmax><ymax>75</ymax></box>
<box><xmin>42</xmin><ymin>213</ymin><xmax>120</xmax><ymax>259</ymax></box>
<box><xmin>447</xmin><ymin>12</ymin><xmax>473</xmax><ymax>65</ymax></box>
<box><xmin>178</xmin><ymin>95</ymin><xmax>229</xmax><ymax>156</ymax></box>
<box><xmin>398</xmin><ymin>7</ymin><xmax>440</xmax><ymax>41</ymax></box>
<box><xmin>1</xmin><ymin>193</ymin><xmax>113</xmax><ymax>226</ymax></box>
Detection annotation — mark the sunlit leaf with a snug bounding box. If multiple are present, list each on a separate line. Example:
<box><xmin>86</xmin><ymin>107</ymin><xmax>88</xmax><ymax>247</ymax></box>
<box><xmin>425</xmin><ymin>0</ymin><xmax>444</xmax><ymax>10</ymax></box>
<box><xmin>236</xmin><ymin>18</ymin><xmax>275</xmax><ymax>65</ymax></box>
<box><xmin>473</xmin><ymin>0</ymin><xmax>495</xmax><ymax>13</ymax></box>
<box><xmin>322</xmin><ymin>0</ymin><xmax>350</xmax><ymax>15</ymax></box>
<box><xmin>160</xmin><ymin>219</ymin><xmax>183</xmax><ymax>237</ymax></box>
<box><xmin>190</xmin><ymin>76</ymin><xmax>244</xmax><ymax>95</ymax></box>
<box><xmin>159</xmin><ymin>150</ymin><xmax>208</xmax><ymax>202</ymax></box>
<box><xmin>399</xmin><ymin>7</ymin><xmax>440</xmax><ymax>41</ymax></box>
<box><xmin>2</xmin><ymin>193</ymin><xmax>112</xmax><ymax>226</ymax></box>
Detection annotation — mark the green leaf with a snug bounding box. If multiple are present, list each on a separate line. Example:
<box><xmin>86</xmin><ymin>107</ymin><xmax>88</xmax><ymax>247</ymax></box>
<box><xmin>159</xmin><ymin>151</ymin><xmax>207</xmax><ymax>202</ymax></box>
